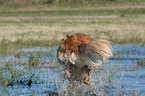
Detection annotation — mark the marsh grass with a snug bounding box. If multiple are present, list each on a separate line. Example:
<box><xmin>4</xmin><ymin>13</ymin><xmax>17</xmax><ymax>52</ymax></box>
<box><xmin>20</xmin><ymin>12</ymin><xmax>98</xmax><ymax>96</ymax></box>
<box><xmin>0</xmin><ymin>47</ymin><xmax>60</xmax><ymax>95</ymax></box>
<box><xmin>0</xmin><ymin>14</ymin><xmax>145</xmax><ymax>55</ymax></box>
<box><xmin>137</xmin><ymin>60</ymin><xmax>145</xmax><ymax>68</ymax></box>
<box><xmin>0</xmin><ymin>1</ymin><xmax>145</xmax><ymax>95</ymax></box>
<box><xmin>0</xmin><ymin>45</ymin><xmax>145</xmax><ymax>95</ymax></box>
<box><xmin>0</xmin><ymin>60</ymin><xmax>27</xmax><ymax>94</ymax></box>
<box><xmin>0</xmin><ymin>1</ymin><xmax>145</xmax><ymax>55</ymax></box>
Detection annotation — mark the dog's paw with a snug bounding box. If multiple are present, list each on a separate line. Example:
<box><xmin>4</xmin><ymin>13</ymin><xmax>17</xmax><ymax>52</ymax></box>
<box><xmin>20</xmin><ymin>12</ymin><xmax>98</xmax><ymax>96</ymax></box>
<box><xmin>84</xmin><ymin>77</ymin><xmax>89</xmax><ymax>84</ymax></box>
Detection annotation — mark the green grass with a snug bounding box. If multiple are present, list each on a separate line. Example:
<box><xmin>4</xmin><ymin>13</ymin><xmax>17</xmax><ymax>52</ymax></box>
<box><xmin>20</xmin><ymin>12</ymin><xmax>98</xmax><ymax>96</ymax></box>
<box><xmin>0</xmin><ymin>48</ymin><xmax>59</xmax><ymax>95</ymax></box>
<box><xmin>0</xmin><ymin>8</ymin><xmax>145</xmax><ymax>16</ymax></box>
<box><xmin>0</xmin><ymin>0</ymin><xmax>145</xmax><ymax>55</ymax></box>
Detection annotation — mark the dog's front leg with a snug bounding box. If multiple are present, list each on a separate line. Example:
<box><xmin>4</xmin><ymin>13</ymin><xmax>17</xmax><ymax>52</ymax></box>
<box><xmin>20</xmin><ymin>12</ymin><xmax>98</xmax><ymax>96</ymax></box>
<box><xmin>66</xmin><ymin>69</ymin><xmax>70</xmax><ymax>79</ymax></box>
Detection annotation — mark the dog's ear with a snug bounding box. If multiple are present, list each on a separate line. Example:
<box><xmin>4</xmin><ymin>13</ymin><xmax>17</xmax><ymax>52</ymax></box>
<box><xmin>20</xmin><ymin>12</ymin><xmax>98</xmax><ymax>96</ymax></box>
<box><xmin>60</xmin><ymin>34</ymin><xmax>70</xmax><ymax>42</ymax></box>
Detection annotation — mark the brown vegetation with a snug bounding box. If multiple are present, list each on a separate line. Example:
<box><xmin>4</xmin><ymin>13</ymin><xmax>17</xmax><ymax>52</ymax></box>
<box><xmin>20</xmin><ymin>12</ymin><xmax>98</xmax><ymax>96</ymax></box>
<box><xmin>0</xmin><ymin>0</ymin><xmax>128</xmax><ymax>4</ymax></box>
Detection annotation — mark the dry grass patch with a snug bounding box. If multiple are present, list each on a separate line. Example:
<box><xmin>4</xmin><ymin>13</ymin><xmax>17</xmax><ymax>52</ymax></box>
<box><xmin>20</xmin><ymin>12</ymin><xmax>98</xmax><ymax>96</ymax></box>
<box><xmin>0</xmin><ymin>15</ymin><xmax>145</xmax><ymax>45</ymax></box>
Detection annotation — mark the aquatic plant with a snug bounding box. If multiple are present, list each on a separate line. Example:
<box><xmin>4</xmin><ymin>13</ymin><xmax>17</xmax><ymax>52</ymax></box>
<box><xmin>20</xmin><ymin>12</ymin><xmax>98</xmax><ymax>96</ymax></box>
<box><xmin>0</xmin><ymin>45</ymin><xmax>145</xmax><ymax>95</ymax></box>
<box><xmin>137</xmin><ymin>60</ymin><xmax>145</xmax><ymax>68</ymax></box>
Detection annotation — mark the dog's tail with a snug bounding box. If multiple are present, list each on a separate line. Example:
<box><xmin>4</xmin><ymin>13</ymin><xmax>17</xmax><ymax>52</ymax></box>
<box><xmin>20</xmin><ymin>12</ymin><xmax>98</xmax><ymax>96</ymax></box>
<box><xmin>79</xmin><ymin>39</ymin><xmax>113</xmax><ymax>68</ymax></box>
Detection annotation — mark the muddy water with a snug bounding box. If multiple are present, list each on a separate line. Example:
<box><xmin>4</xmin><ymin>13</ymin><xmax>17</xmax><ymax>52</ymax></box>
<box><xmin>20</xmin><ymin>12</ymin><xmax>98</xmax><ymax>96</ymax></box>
<box><xmin>0</xmin><ymin>45</ymin><xmax>145</xmax><ymax>96</ymax></box>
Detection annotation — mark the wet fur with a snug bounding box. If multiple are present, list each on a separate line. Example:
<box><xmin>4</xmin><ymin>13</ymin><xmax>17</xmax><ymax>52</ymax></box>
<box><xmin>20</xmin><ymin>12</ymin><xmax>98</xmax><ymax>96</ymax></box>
<box><xmin>57</xmin><ymin>33</ymin><xmax>113</xmax><ymax>83</ymax></box>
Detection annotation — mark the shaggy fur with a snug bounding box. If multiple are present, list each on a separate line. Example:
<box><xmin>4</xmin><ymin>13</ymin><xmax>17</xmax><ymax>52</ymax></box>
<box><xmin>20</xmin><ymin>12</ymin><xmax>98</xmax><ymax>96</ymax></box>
<box><xmin>57</xmin><ymin>33</ymin><xmax>112</xmax><ymax>84</ymax></box>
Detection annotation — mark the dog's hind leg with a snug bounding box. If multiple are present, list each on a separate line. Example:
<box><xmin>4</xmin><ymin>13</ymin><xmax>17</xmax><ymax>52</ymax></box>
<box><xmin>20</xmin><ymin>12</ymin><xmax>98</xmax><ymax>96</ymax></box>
<box><xmin>84</xmin><ymin>69</ymin><xmax>93</xmax><ymax>84</ymax></box>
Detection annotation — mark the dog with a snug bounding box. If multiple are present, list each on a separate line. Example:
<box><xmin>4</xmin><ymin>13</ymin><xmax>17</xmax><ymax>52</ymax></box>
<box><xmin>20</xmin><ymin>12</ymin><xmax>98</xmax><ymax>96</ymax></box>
<box><xmin>57</xmin><ymin>33</ymin><xmax>112</xmax><ymax>84</ymax></box>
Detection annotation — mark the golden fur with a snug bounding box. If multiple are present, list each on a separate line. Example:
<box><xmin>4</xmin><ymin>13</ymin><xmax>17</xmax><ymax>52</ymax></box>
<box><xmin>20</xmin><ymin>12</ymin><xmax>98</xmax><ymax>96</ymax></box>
<box><xmin>57</xmin><ymin>33</ymin><xmax>113</xmax><ymax>84</ymax></box>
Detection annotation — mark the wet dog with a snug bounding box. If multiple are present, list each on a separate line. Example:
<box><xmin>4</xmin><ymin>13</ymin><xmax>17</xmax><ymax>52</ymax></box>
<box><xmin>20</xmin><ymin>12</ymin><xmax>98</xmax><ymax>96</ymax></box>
<box><xmin>57</xmin><ymin>33</ymin><xmax>112</xmax><ymax>84</ymax></box>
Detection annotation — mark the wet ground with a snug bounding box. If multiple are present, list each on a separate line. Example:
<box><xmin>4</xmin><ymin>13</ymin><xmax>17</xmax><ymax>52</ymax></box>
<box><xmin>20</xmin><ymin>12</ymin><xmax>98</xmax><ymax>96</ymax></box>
<box><xmin>0</xmin><ymin>45</ymin><xmax>145</xmax><ymax>96</ymax></box>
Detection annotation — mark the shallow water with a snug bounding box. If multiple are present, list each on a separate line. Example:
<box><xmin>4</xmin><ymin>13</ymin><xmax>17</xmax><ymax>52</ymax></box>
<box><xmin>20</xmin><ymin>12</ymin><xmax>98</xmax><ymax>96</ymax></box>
<box><xmin>0</xmin><ymin>45</ymin><xmax>145</xmax><ymax>96</ymax></box>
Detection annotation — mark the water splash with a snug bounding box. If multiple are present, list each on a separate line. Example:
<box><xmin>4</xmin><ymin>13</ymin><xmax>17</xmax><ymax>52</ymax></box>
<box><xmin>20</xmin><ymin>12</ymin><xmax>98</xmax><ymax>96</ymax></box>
<box><xmin>55</xmin><ymin>62</ymin><xmax>127</xmax><ymax>96</ymax></box>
